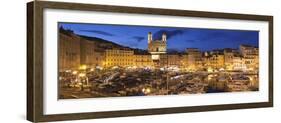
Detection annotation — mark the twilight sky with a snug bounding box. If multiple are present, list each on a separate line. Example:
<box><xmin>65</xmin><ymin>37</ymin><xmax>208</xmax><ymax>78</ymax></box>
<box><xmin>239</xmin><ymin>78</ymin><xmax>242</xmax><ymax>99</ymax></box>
<box><xmin>59</xmin><ymin>22</ymin><xmax>259</xmax><ymax>51</ymax></box>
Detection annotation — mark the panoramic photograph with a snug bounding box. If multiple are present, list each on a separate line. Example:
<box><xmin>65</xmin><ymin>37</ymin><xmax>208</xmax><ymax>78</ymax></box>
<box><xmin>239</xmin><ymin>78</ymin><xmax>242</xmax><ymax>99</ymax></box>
<box><xmin>58</xmin><ymin>22</ymin><xmax>259</xmax><ymax>99</ymax></box>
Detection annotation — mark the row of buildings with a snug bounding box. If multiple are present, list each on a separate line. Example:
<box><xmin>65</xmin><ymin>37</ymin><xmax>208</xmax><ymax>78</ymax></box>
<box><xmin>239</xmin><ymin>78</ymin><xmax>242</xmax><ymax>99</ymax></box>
<box><xmin>59</xmin><ymin>29</ymin><xmax>259</xmax><ymax>72</ymax></box>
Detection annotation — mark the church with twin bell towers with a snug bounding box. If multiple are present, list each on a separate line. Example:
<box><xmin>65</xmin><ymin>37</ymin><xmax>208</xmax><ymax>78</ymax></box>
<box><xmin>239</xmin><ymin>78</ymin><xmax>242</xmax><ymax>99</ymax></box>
<box><xmin>147</xmin><ymin>32</ymin><xmax>167</xmax><ymax>61</ymax></box>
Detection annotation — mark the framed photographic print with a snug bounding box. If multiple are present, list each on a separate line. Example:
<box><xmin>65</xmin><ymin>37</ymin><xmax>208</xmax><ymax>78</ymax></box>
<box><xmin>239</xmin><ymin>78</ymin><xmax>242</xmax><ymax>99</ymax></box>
<box><xmin>27</xmin><ymin>1</ymin><xmax>273</xmax><ymax>122</ymax></box>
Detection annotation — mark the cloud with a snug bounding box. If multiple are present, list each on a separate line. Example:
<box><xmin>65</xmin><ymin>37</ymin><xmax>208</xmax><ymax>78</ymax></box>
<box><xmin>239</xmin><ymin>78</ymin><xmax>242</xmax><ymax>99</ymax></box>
<box><xmin>79</xmin><ymin>30</ymin><xmax>115</xmax><ymax>36</ymax></box>
<box><xmin>153</xmin><ymin>29</ymin><xmax>184</xmax><ymax>40</ymax></box>
<box><xmin>131</xmin><ymin>36</ymin><xmax>145</xmax><ymax>42</ymax></box>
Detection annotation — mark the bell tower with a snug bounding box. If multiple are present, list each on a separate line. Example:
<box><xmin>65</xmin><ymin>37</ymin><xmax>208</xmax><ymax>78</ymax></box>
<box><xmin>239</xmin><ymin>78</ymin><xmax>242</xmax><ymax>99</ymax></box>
<box><xmin>162</xmin><ymin>33</ymin><xmax>167</xmax><ymax>42</ymax></box>
<box><xmin>148</xmin><ymin>32</ymin><xmax>152</xmax><ymax>44</ymax></box>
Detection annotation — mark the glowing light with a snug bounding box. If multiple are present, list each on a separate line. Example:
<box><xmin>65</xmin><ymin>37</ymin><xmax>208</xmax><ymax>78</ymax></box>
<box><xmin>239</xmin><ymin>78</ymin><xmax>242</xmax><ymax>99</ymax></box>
<box><xmin>207</xmin><ymin>75</ymin><xmax>213</xmax><ymax>80</ymax></box>
<box><xmin>142</xmin><ymin>88</ymin><xmax>145</xmax><ymax>93</ymax></box>
<box><xmin>151</xmin><ymin>55</ymin><xmax>160</xmax><ymax>60</ymax></box>
<box><xmin>65</xmin><ymin>70</ymin><xmax>71</xmax><ymax>73</ymax></box>
<box><xmin>207</xmin><ymin>67</ymin><xmax>213</xmax><ymax>73</ymax></box>
<box><xmin>72</xmin><ymin>71</ymin><xmax>78</xmax><ymax>75</ymax></box>
<box><xmin>79</xmin><ymin>73</ymin><xmax>86</xmax><ymax>77</ymax></box>
<box><xmin>96</xmin><ymin>66</ymin><xmax>103</xmax><ymax>70</ymax></box>
<box><xmin>112</xmin><ymin>66</ymin><xmax>119</xmax><ymax>69</ymax></box>
<box><xmin>90</xmin><ymin>68</ymin><xmax>94</xmax><ymax>71</ymax></box>
<box><xmin>219</xmin><ymin>68</ymin><xmax>224</xmax><ymax>71</ymax></box>
<box><xmin>79</xmin><ymin>65</ymin><xmax>87</xmax><ymax>70</ymax></box>
<box><xmin>142</xmin><ymin>88</ymin><xmax>151</xmax><ymax>94</ymax></box>
<box><xmin>146</xmin><ymin>88</ymin><xmax>151</xmax><ymax>93</ymax></box>
<box><xmin>249</xmin><ymin>77</ymin><xmax>253</xmax><ymax>81</ymax></box>
<box><xmin>248</xmin><ymin>67</ymin><xmax>254</xmax><ymax>71</ymax></box>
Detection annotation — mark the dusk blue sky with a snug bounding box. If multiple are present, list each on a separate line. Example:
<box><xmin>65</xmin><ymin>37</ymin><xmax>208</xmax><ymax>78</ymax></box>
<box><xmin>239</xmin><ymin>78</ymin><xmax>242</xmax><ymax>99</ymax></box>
<box><xmin>59</xmin><ymin>22</ymin><xmax>259</xmax><ymax>51</ymax></box>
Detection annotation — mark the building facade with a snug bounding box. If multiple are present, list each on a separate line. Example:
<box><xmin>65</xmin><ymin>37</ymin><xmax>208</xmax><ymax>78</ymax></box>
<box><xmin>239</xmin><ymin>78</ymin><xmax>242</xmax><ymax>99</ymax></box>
<box><xmin>240</xmin><ymin>45</ymin><xmax>259</xmax><ymax>71</ymax></box>
<box><xmin>224</xmin><ymin>48</ymin><xmax>236</xmax><ymax>70</ymax></box>
<box><xmin>134</xmin><ymin>54</ymin><xmax>153</xmax><ymax>68</ymax></box>
<box><xmin>80</xmin><ymin>38</ymin><xmax>105</xmax><ymax>68</ymax></box>
<box><xmin>167</xmin><ymin>54</ymin><xmax>183</xmax><ymax>67</ymax></box>
<box><xmin>59</xmin><ymin>31</ymin><xmax>81</xmax><ymax>71</ymax></box>
<box><xmin>104</xmin><ymin>49</ymin><xmax>134</xmax><ymax>68</ymax></box>
<box><xmin>80</xmin><ymin>38</ymin><xmax>96</xmax><ymax>67</ymax></box>
<box><xmin>185</xmin><ymin>48</ymin><xmax>203</xmax><ymax>71</ymax></box>
<box><xmin>233</xmin><ymin>54</ymin><xmax>247</xmax><ymax>71</ymax></box>
<box><xmin>204</xmin><ymin>51</ymin><xmax>225</xmax><ymax>70</ymax></box>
